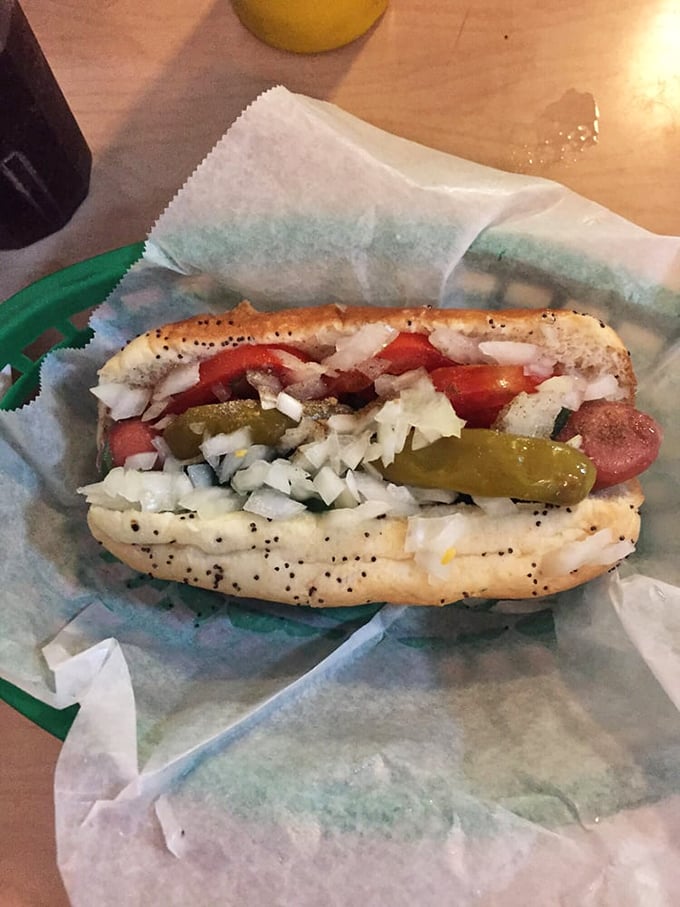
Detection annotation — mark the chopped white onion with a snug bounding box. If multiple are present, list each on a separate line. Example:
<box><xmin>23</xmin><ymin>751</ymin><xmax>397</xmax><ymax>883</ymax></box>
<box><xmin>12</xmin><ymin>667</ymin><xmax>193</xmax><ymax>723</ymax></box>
<box><xmin>248</xmin><ymin>369</ymin><xmax>281</xmax><ymax>410</ymax></box>
<box><xmin>322</xmin><ymin>323</ymin><xmax>397</xmax><ymax>371</ymax></box>
<box><xmin>152</xmin><ymin>363</ymin><xmax>200</xmax><ymax>401</ymax></box>
<box><xmin>296</xmin><ymin>437</ymin><xmax>330</xmax><ymax>471</ymax></box>
<box><xmin>274</xmin><ymin>350</ymin><xmax>327</xmax><ymax>379</ymax></box>
<box><xmin>409</xmin><ymin>487</ymin><xmax>458</xmax><ymax>504</ymax></box>
<box><xmin>326</xmin><ymin>500</ymin><xmax>392</xmax><ymax>521</ymax></box>
<box><xmin>91</xmin><ymin>383</ymin><xmax>151</xmax><ymax>421</ymax></box>
<box><xmin>373</xmin><ymin>398</ymin><xmax>412</xmax><ymax>465</ymax></box>
<box><xmin>542</xmin><ymin>529</ymin><xmax>634</xmax><ymax>576</ymax></box>
<box><xmin>200</xmin><ymin>427</ymin><xmax>253</xmax><ymax>460</ymax></box>
<box><xmin>350</xmin><ymin>470</ymin><xmax>419</xmax><ymax>515</ymax></box>
<box><xmin>373</xmin><ymin>375</ymin><xmax>464</xmax><ymax>464</ymax></box>
<box><xmin>187</xmin><ymin>463</ymin><xmax>215</xmax><ymax>487</ymax></box>
<box><xmin>277</xmin><ymin>418</ymin><xmax>324</xmax><ymax>453</ymax></box>
<box><xmin>428</xmin><ymin>328</ymin><xmax>480</xmax><ymax>364</ymax></box>
<box><xmin>178</xmin><ymin>486</ymin><xmax>243</xmax><ymax>519</ymax></box>
<box><xmin>298</xmin><ymin>433</ymin><xmax>342</xmax><ymax>472</ymax></box>
<box><xmin>81</xmin><ymin>467</ymin><xmax>192</xmax><ymax>513</ymax></box>
<box><xmin>231</xmin><ymin>459</ymin><xmax>275</xmax><ymax>495</ymax></box>
<box><xmin>218</xmin><ymin>445</ymin><xmax>272</xmax><ymax>484</ymax></box>
<box><xmin>217</xmin><ymin>451</ymin><xmax>243</xmax><ymax>484</ymax></box>
<box><xmin>583</xmin><ymin>374</ymin><xmax>623</xmax><ymax>401</ymax></box>
<box><xmin>478</xmin><ymin>340</ymin><xmax>557</xmax><ymax>380</ymax></box>
<box><xmin>410</xmin><ymin>397</ymin><xmax>464</xmax><ymax>449</ymax></box>
<box><xmin>374</xmin><ymin>368</ymin><xmax>428</xmax><ymax>398</ymax></box>
<box><xmin>478</xmin><ymin>340</ymin><xmax>542</xmax><ymax>366</ymax></box>
<box><xmin>471</xmin><ymin>496</ymin><xmax>519</xmax><ymax>516</ymax></box>
<box><xmin>151</xmin><ymin>435</ymin><xmax>174</xmax><ymax>463</ymax></box>
<box><xmin>540</xmin><ymin>375</ymin><xmax>587</xmax><ymax>411</ymax></box>
<box><xmin>405</xmin><ymin>513</ymin><xmax>467</xmax><ymax>581</ymax></box>
<box><xmin>288</xmin><ymin>468</ymin><xmax>318</xmax><ymax>502</ymax></box>
<box><xmin>124</xmin><ymin>452</ymin><xmax>158</xmax><ymax>471</ymax></box>
<box><xmin>276</xmin><ymin>391</ymin><xmax>304</xmax><ymax>422</ymax></box>
<box><xmin>337</xmin><ymin>429</ymin><xmax>373</xmax><ymax>470</ymax></box>
<box><xmin>243</xmin><ymin>488</ymin><xmax>306</xmax><ymax>520</ymax></box>
<box><xmin>495</xmin><ymin>375</ymin><xmax>585</xmax><ymax>438</ymax></box>
<box><xmin>275</xmin><ymin>355</ymin><xmax>329</xmax><ymax>400</ymax></box>
<box><xmin>161</xmin><ymin>452</ymin><xmax>185</xmax><ymax>475</ymax></box>
<box><xmin>343</xmin><ymin>469</ymin><xmax>361</xmax><ymax>502</ymax></box>
<box><xmin>283</xmin><ymin>376</ymin><xmax>328</xmax><ymax>401</ymax></box>
<box><xmin>262</xmin><ymin>458</ymin><xmax>295</xmax><ymax>493</ymax></box>
<box><xmin>334</xmin><ymin>488</ymin><xmax>361</xmax><ymax>509</ymax></box>
<box><xmin>327</xmin><ymin>407</ymin><xmax>375</xmax><ymax>434</ymax></box>
<box><xmin>313</xmin><ymin>466</ymin><xmax>347</xmax><ymax>505</ymax></box>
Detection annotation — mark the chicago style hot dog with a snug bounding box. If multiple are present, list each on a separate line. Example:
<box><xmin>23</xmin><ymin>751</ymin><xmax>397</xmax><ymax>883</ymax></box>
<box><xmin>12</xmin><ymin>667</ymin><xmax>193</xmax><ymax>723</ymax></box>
<box><xmin>79</xmin><ymin>303</ymin><xmax>662</xmax><ymax>606</ymax></box>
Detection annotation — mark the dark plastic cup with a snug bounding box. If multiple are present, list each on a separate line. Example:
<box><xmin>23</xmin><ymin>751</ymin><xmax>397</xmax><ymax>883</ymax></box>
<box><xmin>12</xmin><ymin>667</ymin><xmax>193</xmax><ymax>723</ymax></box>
<box><xmin>0</xmin><ymin>0</ymin><xmax>92</xmax><ymax>250</ymax></box>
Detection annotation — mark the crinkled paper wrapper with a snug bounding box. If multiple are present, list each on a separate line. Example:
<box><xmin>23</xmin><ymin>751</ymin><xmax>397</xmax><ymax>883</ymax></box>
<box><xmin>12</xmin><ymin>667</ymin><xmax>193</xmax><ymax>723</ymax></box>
<box><xmin>2</xmin><ymin>87</ymin><xmax>680</xmax><ymax>906</ymax></box>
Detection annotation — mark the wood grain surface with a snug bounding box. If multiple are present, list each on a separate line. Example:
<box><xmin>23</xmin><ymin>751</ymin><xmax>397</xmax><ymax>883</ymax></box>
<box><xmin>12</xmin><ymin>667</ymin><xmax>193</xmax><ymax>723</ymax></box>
<box><xmin>1</xmin><ymin>0</ymin><xmax>679</xmax><ymax>902</ymax></box>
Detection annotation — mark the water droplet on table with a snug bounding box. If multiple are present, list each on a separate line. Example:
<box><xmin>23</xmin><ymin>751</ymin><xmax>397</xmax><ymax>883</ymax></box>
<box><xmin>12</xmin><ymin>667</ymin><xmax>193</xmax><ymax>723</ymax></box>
<box><xmin>511</xmin><ymin>89</ymin><xmax>599</xmax><ymax>172</ymax></box>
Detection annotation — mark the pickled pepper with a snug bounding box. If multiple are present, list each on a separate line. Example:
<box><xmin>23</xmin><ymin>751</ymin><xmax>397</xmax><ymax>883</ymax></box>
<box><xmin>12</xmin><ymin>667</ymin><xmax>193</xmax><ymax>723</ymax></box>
<box><xmin>380</xmin><ymin>429</ymin><xmax>596</xmax><ymax>505</ymax></box>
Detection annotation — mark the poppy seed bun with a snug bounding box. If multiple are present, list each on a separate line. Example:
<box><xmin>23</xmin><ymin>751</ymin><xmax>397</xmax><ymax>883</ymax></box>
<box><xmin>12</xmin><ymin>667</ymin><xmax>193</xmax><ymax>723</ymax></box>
<box><xmin>89</xmin><ymin>303</ymin><xmax>643</xmax><ymax>607</ymax></box>
<box><xmin>87</xmin><ymin>482</ymin><xmax>642</xmax><ymax>607</ymax></box>
<box><xmin>99</xmin><ymin>302</ymin><xmax>636</xmax><ymax>400</ymax></box>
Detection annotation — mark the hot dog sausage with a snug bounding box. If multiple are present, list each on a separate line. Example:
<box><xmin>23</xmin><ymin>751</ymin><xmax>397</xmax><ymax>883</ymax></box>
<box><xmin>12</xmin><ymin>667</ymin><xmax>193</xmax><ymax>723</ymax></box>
<box><xmin>557</xmin><ymin>400</ymin><xmax>662</xmax><ymax>490</ymax></box>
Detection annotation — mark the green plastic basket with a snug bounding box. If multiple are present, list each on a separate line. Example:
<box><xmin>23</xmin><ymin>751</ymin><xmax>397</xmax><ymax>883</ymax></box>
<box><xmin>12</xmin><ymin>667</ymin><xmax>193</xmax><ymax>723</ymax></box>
<box><xmin>0</xmin><ymin>241</ymin><xmax>144</xmax><ymax>739</ymax></box>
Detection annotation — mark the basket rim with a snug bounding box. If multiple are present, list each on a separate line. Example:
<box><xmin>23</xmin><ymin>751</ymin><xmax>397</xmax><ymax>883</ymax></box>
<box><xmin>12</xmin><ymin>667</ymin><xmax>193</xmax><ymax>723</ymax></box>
<box><xmin>0</xmin><ymin>241</ymin><xmax>144</xmax><ymax>411</ymax></box>
<box><xmin>0</xmin><ymin>240</ymin><xmax>143</xmax><ymax>738</ymax></box>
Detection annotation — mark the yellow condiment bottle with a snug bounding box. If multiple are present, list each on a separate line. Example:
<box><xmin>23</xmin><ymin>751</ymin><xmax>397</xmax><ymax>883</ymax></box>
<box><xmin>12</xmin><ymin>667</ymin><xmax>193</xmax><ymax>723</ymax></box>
<box><xmin>231</xmin><ymin>0</ymin><xmax>389</xmax><ymax>54</ymax></box>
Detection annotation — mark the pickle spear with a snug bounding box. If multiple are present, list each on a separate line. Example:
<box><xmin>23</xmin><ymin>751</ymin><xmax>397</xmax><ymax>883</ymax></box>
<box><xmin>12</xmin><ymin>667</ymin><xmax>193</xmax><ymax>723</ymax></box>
<box><xmin>163</xmin><ymin>399</ymin><xmax>345</xmax><ymax>460</ymax></box>
<box><xmin>380</xmin><ymin>429</ymin><xmax>596</xmax><ymax>506</ymax></box>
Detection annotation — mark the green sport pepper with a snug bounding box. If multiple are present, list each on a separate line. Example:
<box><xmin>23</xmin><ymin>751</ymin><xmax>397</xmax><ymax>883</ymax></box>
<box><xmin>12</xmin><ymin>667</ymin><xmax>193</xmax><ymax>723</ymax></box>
<box><xmin>379</xmin><ymin>429</ymin><xmax>596</xmax><ymax>506</ymax></box>
<box><xmin>163</xmin><ymin>398</ymin><xmax>346</xmax><ymax>460</ymax></box>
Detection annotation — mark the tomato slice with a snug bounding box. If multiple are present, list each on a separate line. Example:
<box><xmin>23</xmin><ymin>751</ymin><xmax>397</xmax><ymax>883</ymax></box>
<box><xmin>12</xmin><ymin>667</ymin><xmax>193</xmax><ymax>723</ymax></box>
<box><xmin>430</xmin><ymin>365</ymin><xmax>542</xmax><ymax>427</ymax></box>
<box><xmin>378</xmin><ymin>332</ymin><xmax>454</xmax><ymax>374</ymax></box>
<box><xmin>323</xmin><ymin>333</ymin><xmax>456</xmax><ymax>401</ymax></box>
<box><xmin>166</xmin><ymin>344</ymin><xmax>310</xmax><ymax>413</ymax></box>
<box><xmin>108</xmin><ymin>419</ymin><xmax>158</xmax><ymax>467</ymax></box>
<box><xmin>322</xmin><ymin>369</ymin><xmax>376</xmax><ymax>400</ymax></box>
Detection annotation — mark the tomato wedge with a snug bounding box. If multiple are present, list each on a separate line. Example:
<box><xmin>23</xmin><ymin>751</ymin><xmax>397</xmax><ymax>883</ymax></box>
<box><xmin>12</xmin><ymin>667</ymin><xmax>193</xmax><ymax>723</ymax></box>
<box><xmin>108</xmin><ymin>419</ymin><xmax>158</xmax><ymax>467</ymax></box>
<box><xmin>378</xmin><ymin>332</ymin><xmax>454</xmax><ymax>374</ymax></box>
<box><xmin>323</xmin><ymin>333</ymin><xmax>456</xmax><ymax>401</ymax></box>
<box><xmin>165</xmin><ymin>344</ymin><xmax>310</xmax><ymax>413</ymax></box>
<box><xmin>322</xmin><ymin>369</ymin><xmax>377</xmax><ymax>401</ymax></box>
<box><xmin>430</xmin><ymin>365</ymin><xmax>543</xmax><ymax>427</ymax></box>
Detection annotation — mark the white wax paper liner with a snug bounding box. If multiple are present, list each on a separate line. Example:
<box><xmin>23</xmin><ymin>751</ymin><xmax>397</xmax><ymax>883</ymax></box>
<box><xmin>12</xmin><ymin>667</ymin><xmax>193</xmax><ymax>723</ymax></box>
<box><xmin>0</xmin><ymin>86</ymin><xmax>679</xmax><ymax>905</ymax></box>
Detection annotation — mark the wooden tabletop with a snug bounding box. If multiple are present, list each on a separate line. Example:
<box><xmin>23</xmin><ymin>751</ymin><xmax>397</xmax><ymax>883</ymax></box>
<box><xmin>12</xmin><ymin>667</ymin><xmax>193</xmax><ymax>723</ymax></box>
<box><xmin>1</xmin><ymin>0</ymin><xmax>679</xmax><ymax>902</ymax></box>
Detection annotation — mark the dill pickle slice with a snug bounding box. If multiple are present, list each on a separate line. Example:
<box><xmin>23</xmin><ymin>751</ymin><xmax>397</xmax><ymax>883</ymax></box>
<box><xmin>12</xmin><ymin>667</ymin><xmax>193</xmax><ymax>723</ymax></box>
<box><xmin>380</xmin><ymin>429</ymin><xmax>597</xmax><ymax>506</ymax></box>
<box><xmin>163</xmin><ymin>399</ymin><xmax>344</xmax><ymax>460</ymax></box>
